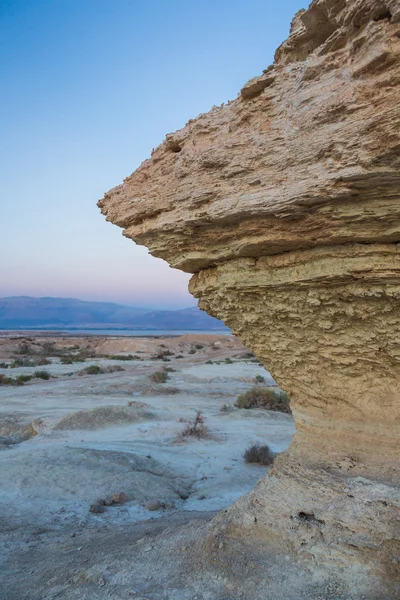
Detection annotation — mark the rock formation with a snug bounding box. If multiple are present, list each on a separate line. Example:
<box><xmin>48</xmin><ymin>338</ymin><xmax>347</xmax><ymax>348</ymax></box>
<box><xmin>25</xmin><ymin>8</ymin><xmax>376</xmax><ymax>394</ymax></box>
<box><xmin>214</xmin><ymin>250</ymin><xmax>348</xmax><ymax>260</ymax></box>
<box><xmin>99</xmin><ymin>0</ymin><xmax>400</xmax><ymax>595</ymax></box>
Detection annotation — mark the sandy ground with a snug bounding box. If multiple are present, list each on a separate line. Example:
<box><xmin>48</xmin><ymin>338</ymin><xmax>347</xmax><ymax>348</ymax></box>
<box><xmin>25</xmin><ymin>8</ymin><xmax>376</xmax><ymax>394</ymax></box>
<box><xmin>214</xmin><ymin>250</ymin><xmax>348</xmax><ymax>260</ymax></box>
<box><xmin>0</xmin><ymin>335</ymin><xmax>297</xmax><ymax>600</ymax></box>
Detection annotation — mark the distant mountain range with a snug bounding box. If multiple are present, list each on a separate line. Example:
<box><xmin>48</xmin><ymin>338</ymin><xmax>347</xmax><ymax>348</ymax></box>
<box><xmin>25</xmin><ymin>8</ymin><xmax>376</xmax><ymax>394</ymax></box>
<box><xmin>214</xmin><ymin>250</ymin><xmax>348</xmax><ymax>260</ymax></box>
<box><xmin>0</xmin><ymin>296</ymin><xmax>228</xmax><ymax>331</ymax></box>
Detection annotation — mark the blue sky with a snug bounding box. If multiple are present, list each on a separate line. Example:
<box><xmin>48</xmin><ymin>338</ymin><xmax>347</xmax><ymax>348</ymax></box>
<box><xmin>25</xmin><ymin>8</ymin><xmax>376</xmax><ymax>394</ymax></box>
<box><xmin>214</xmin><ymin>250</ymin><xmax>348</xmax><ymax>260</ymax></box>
<box><xmin>0</xmin><ymin>0</ymin><xmax>306</xmax><ymax>309</ymax></box>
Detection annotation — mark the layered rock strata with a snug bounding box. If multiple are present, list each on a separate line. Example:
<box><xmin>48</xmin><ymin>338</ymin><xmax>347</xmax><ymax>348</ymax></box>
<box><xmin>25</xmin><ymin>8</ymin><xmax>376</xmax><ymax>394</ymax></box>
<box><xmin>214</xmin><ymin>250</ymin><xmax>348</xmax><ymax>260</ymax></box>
<box><xmin>99</xmin><ymin>0</ymin><xmax>400</xmax><ymax>595</ymax></box>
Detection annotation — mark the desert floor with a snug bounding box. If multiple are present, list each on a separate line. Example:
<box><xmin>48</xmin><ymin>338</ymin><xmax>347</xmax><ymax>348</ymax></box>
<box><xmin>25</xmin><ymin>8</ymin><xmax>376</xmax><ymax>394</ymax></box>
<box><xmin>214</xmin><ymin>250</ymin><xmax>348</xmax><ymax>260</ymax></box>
<box><xmin>0</xmin><ymin>334</ymin><xmax>295</xmax><ymax>600</ymax></box>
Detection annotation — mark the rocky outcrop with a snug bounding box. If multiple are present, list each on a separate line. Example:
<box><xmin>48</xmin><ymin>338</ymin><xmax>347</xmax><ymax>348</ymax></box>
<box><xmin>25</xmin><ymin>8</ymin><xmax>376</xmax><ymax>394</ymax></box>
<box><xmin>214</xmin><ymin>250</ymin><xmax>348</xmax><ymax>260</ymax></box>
<box><xmin>99</xmin><ymin>0</ymin><xmax>400</xmax><ymax>596</ymax></box>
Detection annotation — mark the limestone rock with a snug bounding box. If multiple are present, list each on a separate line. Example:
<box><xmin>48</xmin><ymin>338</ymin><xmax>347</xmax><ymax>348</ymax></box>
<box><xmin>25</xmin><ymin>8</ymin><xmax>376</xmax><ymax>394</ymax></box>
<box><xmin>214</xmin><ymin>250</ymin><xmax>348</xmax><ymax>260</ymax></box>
<box><xmin>99</xmin><ymin>0</ymin><xmax>400</xmax><ymax>596</ymax></box>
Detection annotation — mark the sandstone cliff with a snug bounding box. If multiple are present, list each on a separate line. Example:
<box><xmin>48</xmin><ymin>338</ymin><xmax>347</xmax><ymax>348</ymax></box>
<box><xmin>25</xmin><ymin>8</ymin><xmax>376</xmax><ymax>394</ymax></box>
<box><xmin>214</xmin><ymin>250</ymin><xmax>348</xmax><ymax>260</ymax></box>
<box><xmin>99</xmin><ymin>0</ymin><xmax>400</xmax><ymax>596</ymax></box>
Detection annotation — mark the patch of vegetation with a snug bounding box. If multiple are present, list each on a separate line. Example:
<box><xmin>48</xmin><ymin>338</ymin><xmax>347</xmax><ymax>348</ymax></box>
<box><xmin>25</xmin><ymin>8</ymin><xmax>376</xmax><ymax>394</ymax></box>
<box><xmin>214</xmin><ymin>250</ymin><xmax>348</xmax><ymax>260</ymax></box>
<box><xmin>104</xmin><ymin>365</ymin><xmax>125</xmax><ymax>373</ymax></box>
<box><xmin>16</xmin><ymin>342</ymin><xmax>32</xmax><ymax>355</ymax></box>
<box><xmin>162</xmin><ymin>357</ymin><xmax>171</xmax><ymax>362</ymax></box>
<box><xmin>244</xmin><ymin>443</ymin><xmax>275</xmax><ymax>466</ymax></box>
<box><xmin>17</xmin><ymin>374</ymin><xmax>33</xmax><ymax>383</ymax></box>
<box><xmin>152</xmin><ymin>350</ymin><xmax>174</xmax><ymax>360</ymax></box>
<box><xmin>163</xmin><ymin>366</ymin><xmax>176</xmax><ymax>373</ymax></box>
<box><xmin>220</xmin><ymin>403</ymin><xmax>234</xmax><ymax>412</ymax></box>
<box><xmin>0</xmin><ymin>362</ymin><xmax>8</xmax><ymax>368</ymax></box>
<box><xmin>33</xmin><ymin>370</ymin><xmax>51</xmax><ymax>380</ymax></box>
<box><xmin>175</xmin><ymin>355</ymin><xmax>184</xmax><ymax>359</ymax></box>
<box><xmin>254</xmin><ymin>374</ymin><xmax>265</xmax><ymax>384</ymax></box>
<box><xmin>178</xmin><ymin>411</ymin><xmax>210</xmax><ymax>439</ymax></box>
<box><xmin>188</xmin><ymin>349</ymin><xmax>196</xmax><ymax>355</ymax></box>
<box><xmin>0</xmin><ymin>374</ymin><xmax>24</xmax><ymax>386</ymax></box>
<box><xmin>235</xmin><ymin>387</ymin><xmax>291</xmax><ymax>413</ymax></box>
<box><xmin>10</xmin><ymin>357</ymin><xmax>51</xmax><ymax>368</ymax></box>
<box><xmin>195</xmin><ymin>344</ymin><xmax>204</xmax><ymax>350</ymax></box>
<box><xmin>79</xmin><ymin>365</ymin><xmax>103</xmax><ymax>376</ymax></box>
<box><xmin>224</xmin><ymin>357</ymin><xmax>233</xmax><ymax>364</ymax></box>
<box><xmin>151</xmin><ymin>370</ymin><xmax>169</xmax><ymax>383</ymax></box>
<box><xmin>205</xmin><ymin>360</ymin><xmax>213</xmax><ymax>365</ymax></box>
<box><xmin>110</xmin><ymin>354</ymin><xmax>142</xmax><ymax>361</ymax></box>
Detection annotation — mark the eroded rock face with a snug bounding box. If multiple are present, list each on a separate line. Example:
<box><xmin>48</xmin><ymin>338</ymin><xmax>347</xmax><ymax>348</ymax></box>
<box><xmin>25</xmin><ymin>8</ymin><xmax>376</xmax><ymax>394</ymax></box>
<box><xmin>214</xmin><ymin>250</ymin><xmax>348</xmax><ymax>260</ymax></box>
<box><xmin>99</xmin><ymin>0</ymin><xmax>400</xmax><ymax>595</ymax></box>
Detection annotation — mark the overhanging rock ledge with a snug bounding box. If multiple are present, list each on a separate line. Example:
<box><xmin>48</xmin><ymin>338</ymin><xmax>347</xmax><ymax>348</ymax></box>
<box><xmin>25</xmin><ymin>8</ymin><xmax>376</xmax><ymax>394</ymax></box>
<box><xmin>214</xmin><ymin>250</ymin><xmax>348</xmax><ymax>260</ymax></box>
<box><xmin>98</xmin><ymin>0</ymin><xmax>400</xmax><ymax>596</ymax></box>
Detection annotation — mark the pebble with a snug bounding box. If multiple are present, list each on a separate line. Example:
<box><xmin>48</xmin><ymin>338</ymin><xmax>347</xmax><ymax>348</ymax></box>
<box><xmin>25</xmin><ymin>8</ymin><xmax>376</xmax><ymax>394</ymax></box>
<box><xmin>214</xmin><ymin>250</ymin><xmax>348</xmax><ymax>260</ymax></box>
<box><xmin>145</xmin><ymin>499</ymin><xmax>163</xmax><ymax>511</ymax></box>
<box><xmin>89</xmin><ymin>503</ymin><xmax>105</xmax><ymax>514</ymax></box>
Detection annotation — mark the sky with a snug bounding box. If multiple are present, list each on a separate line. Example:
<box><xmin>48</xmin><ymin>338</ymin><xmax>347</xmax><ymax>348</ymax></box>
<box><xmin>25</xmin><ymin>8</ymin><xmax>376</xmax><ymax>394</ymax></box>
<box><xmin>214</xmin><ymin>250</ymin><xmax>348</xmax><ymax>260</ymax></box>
<box><xmin>0</xmin><ymin>0</ymin><xmax>306</xmax><ymax>309</ymax></box>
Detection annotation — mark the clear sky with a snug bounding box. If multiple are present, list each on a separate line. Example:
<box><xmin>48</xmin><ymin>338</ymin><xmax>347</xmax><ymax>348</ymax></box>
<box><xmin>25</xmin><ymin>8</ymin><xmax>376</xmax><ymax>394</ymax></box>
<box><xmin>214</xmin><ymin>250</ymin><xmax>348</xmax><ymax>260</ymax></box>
<box><xmin>1</xmin><ymin>0</ymin><xmax>306</xmax><ymax>309</ymax></box>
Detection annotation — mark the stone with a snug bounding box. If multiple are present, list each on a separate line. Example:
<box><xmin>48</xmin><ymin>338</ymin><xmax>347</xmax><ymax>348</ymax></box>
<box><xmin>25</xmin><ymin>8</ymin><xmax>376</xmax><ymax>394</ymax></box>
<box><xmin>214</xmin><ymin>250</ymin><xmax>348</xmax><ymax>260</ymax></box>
<box><xmin>145</xmin><ymin>500</ymin><xmax>163</xmax><ymax>511</ymax></box>
<box><xmin>111</xmin><ymin>491</ymin><xmax>127</xmax><ymax>504</ymax></box>
<box><xmin>89</xmin><ymin>503</ymin><xmax>105</xmax><ymax>514</ymax></box>
<box><xmin>98</xmin><ymin>0</ymin><xmax>400</xmax><ymax>596</ymax></box>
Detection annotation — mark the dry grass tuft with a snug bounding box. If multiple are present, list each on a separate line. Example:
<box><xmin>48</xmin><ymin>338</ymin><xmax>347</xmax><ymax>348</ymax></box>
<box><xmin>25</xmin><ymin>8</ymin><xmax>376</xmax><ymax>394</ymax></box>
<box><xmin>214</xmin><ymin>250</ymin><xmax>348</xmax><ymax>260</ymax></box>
<box><xmin>244</xmin><ymin>443</ymin><xmax>275</xmax><ymax>465</ymax></box>
<box><xmin>235</xmin><ymin>387</ymin><xmax>291</xmax><ymax>413</ymax></box>
<box><xmin>178</xmin><ymin>411</ymin><xmax>210</xmax><ymax>440</ymax></box>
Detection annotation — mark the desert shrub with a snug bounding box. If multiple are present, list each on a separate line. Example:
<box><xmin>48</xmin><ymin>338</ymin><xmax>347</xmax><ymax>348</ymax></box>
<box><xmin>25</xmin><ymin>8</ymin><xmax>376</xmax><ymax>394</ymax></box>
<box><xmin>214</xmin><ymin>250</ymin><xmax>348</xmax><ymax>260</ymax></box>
<box><xmin>162</xmin><ymin>357</ymin><xmax>171</xmax><ymax>362</ymax></box>
<box><xmin>0</xmin><ymin>374</ymin><xmax>23</xmax><ymax>386</ymax></box>
<box><xmin>235</xmin><ymin>387</ymin><xmax>291</xmax><ymax>413</ymax></box>
<box><xmin>33</xmin><ymin>370</ymin><xmax>51</xmax><ymax>380</ymax></box>
<box><xmin>60</xmin><ymin>357</ymin><xmax>74</xmax><ymax>364</ymax></box>
<box><xmin>195</xmin><ymin>344</ymin><xmax>204</xmax><ymax>350</ymax></box>
<box><xmin>17</xmin><ymin>374</ymin><xmax>33</xmax><ymax>383</ymax></box>
<box><xmin>225</xmin><ymin>357</ymin><xmax>233</xmax><ymax>364</ymax></box>
<box><xmin>163</xmin><ymin>366</ymin><xmax>176</xmax><ymax>373</ymax></box>
<box><xmin>16</xmin><ymin>342</ymin><xmax>32</xmax><ymax>355</ymax></box>
<box><xmin>151</xmin><ymin>370</ymin><xmax>169</xmax><ymax>383</ymax></box>
<box><xmin>244</xmin><ymin>443</ymin><xmax>275</xmax><ymax>465</ymax></box>
<box><xmin>205</xmin><ymin>360</ymin><xmax>213</xmax><ymax>365</ymax></box>
<box><xmin>0</xmin><ymin>362</ymin><xmax>8</xmax><ymax>368</ymax></box>
<box><xmin>175</xmin><ymin>354</ymin><xmax>184</xmax><ymax>359</ymax></box>
<box><xmin>39</xmin><ymin>341</ymin><xmax>56</xmax><ymax>356</ymax></box>
<box><xmin>179</xmin><ymin>411</ymin><xmax>209</xmax><ymax>439</ymax></box>
<box><xmin>157</xmin><ymin>386</ymin><xmax>180</xmax><ymax>395</ymax></box>
<box><xmin>188</xmin><ymin>349</ymin><xmax>196</xmax><ymax>355</ymax></box>
<box><xmin>110</xmin><ymin>354</ymin><xmax>141</xmax><ymax>361</ymax></box>
<box><xmin>255</xmin><ymin>375</ymin><xmax>265</xmax><ymax>384</ymax></box>
<box><xmin>152</xmin><ymin>350</ymin><xmax>174</xmax><ymax>360</ymax></box>
<box><xmin>220</xmin><ymin>403</ymin><xmax>234</xmax><ymax>412</ymax></box>
<box><xmin>10</xmin><ymin>357</ymin><xmax>51</xmax><ymax>368</ymax></box>
<box><xmin>79</xmin><ymin>365</ymin><xmax>103</xmax><ymax>376</ymax></box>
<box><xmin>104</xmin><ymin>365</ymin><xmax>125</xmax><ymax>373</ymax></box>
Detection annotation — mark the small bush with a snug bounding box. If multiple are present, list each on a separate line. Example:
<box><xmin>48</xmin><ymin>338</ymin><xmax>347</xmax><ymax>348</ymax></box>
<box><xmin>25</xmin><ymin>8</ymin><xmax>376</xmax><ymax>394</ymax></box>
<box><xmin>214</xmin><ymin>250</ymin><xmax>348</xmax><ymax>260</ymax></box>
<box><xmin>179</xmin><ymin>411</ymin><xmax>209</xmax><ymax>439</ymax></box>
<box><xmin>255</xmin><ymin>375</ymin><xmax>265</xmax><ymax>384</ymax></box>
<box><xmin>152</xmin><ymin>350</ymin><xmax>174</xmax><ymax>360</ymax></box>
<box><xmin>175</xmin><ymin>355</ymin><xmax>184</xmax><ymax>359</ymax></box>
<box><xmin>33</xmin><ymin>370</ymin><xmax>51</xmax><ymax>380</ymax></box>
<box><xmin>110</xmin><ymin>354</ymin><xmax>141</xmax><ymax>361</ymax></box>
<box><xmin>205</xmin><ymin>360</ymin><xmax>213</xmax><ymax>365</ymax></box>
<box><xmin>188</xmin><ymin>349</ymin><xmax>196</xmax><ymax>355</ymax></box>
<box><xmin>235</xmin><ymin>387</ymin><xmax>291</xmax><ymax>413</ymax></box>
<box><xmin>10</xmin><ymin>357</ymin><xmax>51</xmax><ymax>368</ymax></box>
<box><xmin>244</xmin><ymin>443</ymin><xmax>274</xmax><ymax>466</ymax></box>
<box><xmin>104</xmin><ymin>365</ymin><xmax>125</xmax><ymax>373</ymax></box>
<box><xmin>0</xmin><ymin>374</ymin><xmax>23</xmax><ymax>386</ymax></box>
<box><xmin>163</xmin><ymin>366</ymin><xmax>176</xmax><ymax>373</ymax></box>
<box><xmin>225</xmin><ymin>357</ymin><xmax>233</xmax><ymax>364</ymax></box>
<box><xmin>151</xmin><ymin>370</ymin><xmax>169</xmax><ymax>384</ymax></box>
<box><xmin>79</xmin><ymin>365</ymin><xmax>103</xmax><ymax>376</ymax></box>
<box><xmin>195</xmin><ymin>344</ymin><xmax>204</xmax><ymax>350</ymax></box>
<box><xmin>0</xmin><ymin>362</ymin><xmax>8</xmax><ymax>368</ymax></box>
<box><xmin>17</xmin><ymin>374</ymin><xmax>33</xmax><ymax>383</ymax></box>
<box><xmin>220</xmin><ymin>403</ymin><xmax>234</xmax><ymax>412</ymax></box>
<box><xmin>16</xmin><ymin>342</ymin><xmax>31</xmax><ymax>355</ymax></box>
<box><xmin>60</xmin><ymin>357</ymin><xmax>74</xmax><ymax>364</ymax></box>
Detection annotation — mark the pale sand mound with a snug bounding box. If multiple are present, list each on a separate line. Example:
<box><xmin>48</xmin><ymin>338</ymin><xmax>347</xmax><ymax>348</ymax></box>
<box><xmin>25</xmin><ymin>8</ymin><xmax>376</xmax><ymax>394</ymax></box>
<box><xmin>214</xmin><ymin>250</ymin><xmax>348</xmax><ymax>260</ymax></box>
<box><xmin>0</xmin><ymin>447</ymin><xmax>190</xmax><ymax>524</ymax></box>
<box><xmin>54</xmin><ymin>405</ymin><xmax>153</xmax><ymax>430</ymax></box>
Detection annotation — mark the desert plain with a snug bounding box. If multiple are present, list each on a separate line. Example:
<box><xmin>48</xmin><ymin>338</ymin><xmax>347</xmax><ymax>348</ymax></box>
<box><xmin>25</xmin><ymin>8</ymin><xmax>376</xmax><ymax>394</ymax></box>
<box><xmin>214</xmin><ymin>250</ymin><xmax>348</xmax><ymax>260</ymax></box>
<box><xmin>0</xmin><ymin>333</ymin><xmax>295</xmax><ymax>600</ymax></box>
